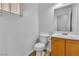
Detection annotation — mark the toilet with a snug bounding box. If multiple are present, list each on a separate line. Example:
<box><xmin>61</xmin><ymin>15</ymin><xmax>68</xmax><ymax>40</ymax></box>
<box><xmin>34</xmin><ymin>34</ymin><xmax>50</xmax><ymax>56</ymax></box>
<box><xmin>39</xmin><ymin>36</ymin><xmax>48</xmax><ymax>44</ymax></box>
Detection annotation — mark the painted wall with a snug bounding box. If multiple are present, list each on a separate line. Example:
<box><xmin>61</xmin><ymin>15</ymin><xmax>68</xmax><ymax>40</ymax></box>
<box><xmin>71</xmin><ymin>4</ymin><xmax>78</xmax><ymax>33</ymax></box>
<box><xmin>39</xmin><ymin>3</ymin><xmax>55</xmax><ymax>35</ymax></box>
<box><xmin>70</xmin><ymin>4</ymin><xmax>79</xmax><ymax>33</ymax></box>
<box><xmin>77</xmin><ymin>4</ymin><xmax>79</xmax><ymax>33</ymax></box>
<box><xmin>0</xmin><ymin>3</ymin><xmax>39</xmax><ymax>56</ymax></box>
<box><xmin>72</xmin><ymin>4</ymin><xmax>79</xmax><ymax>33</ymax></box>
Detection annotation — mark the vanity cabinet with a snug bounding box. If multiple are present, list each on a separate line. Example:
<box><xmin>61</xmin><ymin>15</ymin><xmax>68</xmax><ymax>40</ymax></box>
<box><xmin>66</xmin><ymin>40</ymin><xmax>79</xmax><ymax>56</ymax></box>
<box><xmin>51</xmin><ymin>37</ymin><xmax>79</xmax><ymax>56</ymax></box>
<box><xmin>51</xmin><ymin>37</ymin><xmax>65</xmax><ymax>56</ymax></box>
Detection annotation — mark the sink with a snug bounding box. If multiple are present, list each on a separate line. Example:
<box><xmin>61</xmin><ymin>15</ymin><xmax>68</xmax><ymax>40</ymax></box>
<box><xmin>52</xmin><ymin>32</ymin><xmax>79</xmax><ymax>40</ymax></box>
<box><xmin>62</xmin><ymin>33</ymin><xmax>68</xmax><ymax>35</ymax></box>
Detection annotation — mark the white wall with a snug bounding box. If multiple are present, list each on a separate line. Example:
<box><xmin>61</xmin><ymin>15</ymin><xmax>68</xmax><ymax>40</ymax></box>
<box><xmin>39</xmin><ymin>3</ymin><xmax>55</xmax><ymax>35</ymax></box>
<box><xmin>0</xmin><ymin>3</ymin><xmax>39</xmax><ymax>56</ymax></box>
<box><xmin>72</xmin><ymin>4</ymin><xmax>79</xmax><ymax>33</ymax></box>
<box><xmin>77</xmin><ymin>4</ymin><xmax>79</xmax><ymax>33</ymax></box>
<box><xmin>72</xmin><ymin>4</ymin><xmax>78</xmax><ymax>32</ymax></box>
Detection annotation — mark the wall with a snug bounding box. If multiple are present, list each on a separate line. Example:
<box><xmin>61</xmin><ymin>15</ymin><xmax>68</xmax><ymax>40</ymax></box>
<box><xmin>0</xmin><ymin>3</ymin><xmax>39</xmax><ymax>56</ymax></box>
<box><xmin>72</xmin><ymin>4</ymin><xmax>79</xmax><ymax>33</ymax></box>
<box><xmin>39</xmin><ymin>3</ymin><xmax>55</xmax><ymax>35</ymax></box>
<box><xmin>77</xmin><ymin>4</ymin><xmax>79</xmax><ymax>33</ymax></box>
<box><xmin>71</xmin><ymin>4</ymin><xmax>79</xmax><ymax>33</ymax></box>
<box><xmin>72</xmin><ymin>4</ymin><xmax>78</xmax><ymax>33</ymax></box>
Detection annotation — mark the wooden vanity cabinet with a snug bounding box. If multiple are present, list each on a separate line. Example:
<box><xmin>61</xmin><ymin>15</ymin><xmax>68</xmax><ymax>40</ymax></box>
<box><xmin>66</xmin><ymin>40</ymin><xmax>79</xmax><ymax>56</ymax></box>
<box><xmin>51</xmin><ymin>37</ymin><xmax>65</xmax><ymax>56</ymax></box>
<box><xmin>51</xmin><ymin>37</ymin><xmax>79</xmax><ymax>56</ymax></box>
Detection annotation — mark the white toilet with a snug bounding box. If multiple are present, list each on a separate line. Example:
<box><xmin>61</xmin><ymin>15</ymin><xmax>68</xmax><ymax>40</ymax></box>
<box><xmin>34</xmin><ymin>34</ymin><xmax>50</xmax><ymax>56</ymax></box>
<box><xmin>39</xmin><ymin>36</ymin><xmax>48</xmax><ymax>44</ymax></box>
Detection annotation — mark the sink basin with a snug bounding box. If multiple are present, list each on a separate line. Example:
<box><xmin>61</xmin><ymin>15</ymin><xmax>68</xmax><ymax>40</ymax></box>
<box><xmin>52</xmin><ymin>32</ymin><xmax>79</xmax><ymax>40</ymax></box>
<box><xmin>62</xmin><ymin>33</ymin><xmax>68</xmax><ymax>35</ymax></box>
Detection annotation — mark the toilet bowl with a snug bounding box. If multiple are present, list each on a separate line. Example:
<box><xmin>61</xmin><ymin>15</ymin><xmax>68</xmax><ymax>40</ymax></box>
<box><xmin>34</xmin><ymin>34</ymin><xmax>50</xmax><ymax>56</ymax></box>
<box><xmin>34</xmin><ymin>43</ymin><xmax>45</xmax><ymax>56</ymax></box>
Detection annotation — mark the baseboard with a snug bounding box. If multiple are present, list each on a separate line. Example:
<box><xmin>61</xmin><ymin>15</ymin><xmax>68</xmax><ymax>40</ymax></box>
<box><xmin>24</xmin><ymin>49</ymin><xmax>34</xmax><ymax>56</ymax></box>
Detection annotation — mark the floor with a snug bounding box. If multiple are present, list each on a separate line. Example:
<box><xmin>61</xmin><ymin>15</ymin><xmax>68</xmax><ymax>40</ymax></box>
<box><xmin>29</xmin><ymin>50</ymin><xmax>51</xmax><ymax>56</ymax></box>
<box><xmin>29</xmin><ymin>51</ymin><xmax>36</xmax><ymax>56</ymax></box>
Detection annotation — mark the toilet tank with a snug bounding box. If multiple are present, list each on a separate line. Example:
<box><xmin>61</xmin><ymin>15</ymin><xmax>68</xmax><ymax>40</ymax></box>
<box><xmin>39</xmin><ymin>34</ymin><xmax>50</xmax><ymax>44</ymax></box>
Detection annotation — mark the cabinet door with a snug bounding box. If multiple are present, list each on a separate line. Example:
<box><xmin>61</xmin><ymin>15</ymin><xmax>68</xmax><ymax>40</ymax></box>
<box><xmin>51</xmin><ymin>37</ymin><xmax>65</xmax><ymax>56</ymax></box>
<box><xmin>66</xmin><ymin>40</ymin><xmax>79</xmax><ymax>56</ymax></box>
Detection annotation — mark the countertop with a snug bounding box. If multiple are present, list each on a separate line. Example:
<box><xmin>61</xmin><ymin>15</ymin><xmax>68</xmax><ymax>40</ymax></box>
<box><xmin>51</xmin><ymin>31</ymin><xmax>79</xmax><ymax>40</ymax></box>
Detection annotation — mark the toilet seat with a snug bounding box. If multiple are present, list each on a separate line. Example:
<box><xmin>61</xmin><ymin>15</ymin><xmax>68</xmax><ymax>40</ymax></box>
<box><xmin>34</xmin><ymin>43</ymin><xmax>45</xmax><ymax>51</ymax></box>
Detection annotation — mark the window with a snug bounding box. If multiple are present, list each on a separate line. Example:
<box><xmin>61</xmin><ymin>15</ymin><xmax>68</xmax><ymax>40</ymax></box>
<box><xmin>0</xmin><ymin>3</ymin><xmax>22</xmax><ymax>16</ymax></box>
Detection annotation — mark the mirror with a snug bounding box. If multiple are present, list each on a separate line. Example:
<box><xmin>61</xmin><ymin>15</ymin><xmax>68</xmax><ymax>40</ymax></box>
<box><xmin>54</xmin><ymin>5</ymin><xmax>72</xmax><ymax>32</ymax></box>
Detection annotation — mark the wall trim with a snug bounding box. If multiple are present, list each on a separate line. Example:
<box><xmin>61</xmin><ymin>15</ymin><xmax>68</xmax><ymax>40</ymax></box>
<box><xmin>24</xmin><ymin>49</ymin><xmax>34</xmax><ymax>56</ymax></box>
